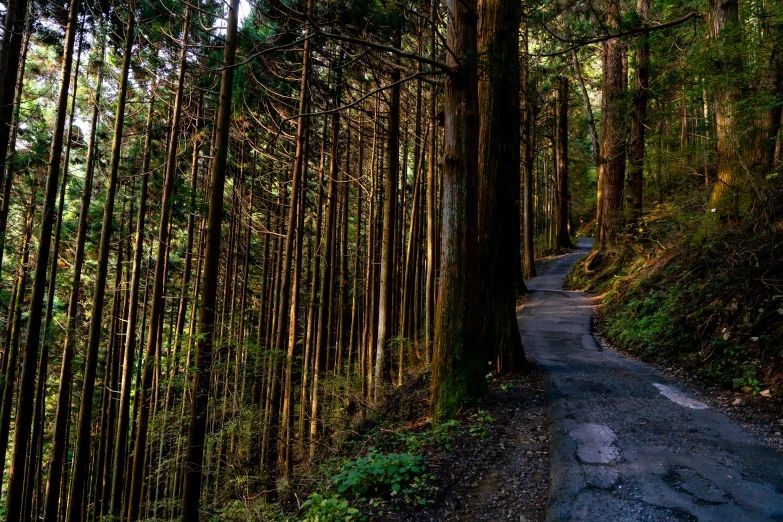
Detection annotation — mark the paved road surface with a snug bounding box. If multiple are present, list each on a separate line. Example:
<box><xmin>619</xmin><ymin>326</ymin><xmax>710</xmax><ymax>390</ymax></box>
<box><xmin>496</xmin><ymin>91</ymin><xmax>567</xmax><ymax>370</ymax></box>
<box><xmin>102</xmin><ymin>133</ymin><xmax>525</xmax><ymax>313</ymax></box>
<box><xmin>519</xmin><ymin>238</ymin><xmax>783</xmax><ymax>522</ymax></box>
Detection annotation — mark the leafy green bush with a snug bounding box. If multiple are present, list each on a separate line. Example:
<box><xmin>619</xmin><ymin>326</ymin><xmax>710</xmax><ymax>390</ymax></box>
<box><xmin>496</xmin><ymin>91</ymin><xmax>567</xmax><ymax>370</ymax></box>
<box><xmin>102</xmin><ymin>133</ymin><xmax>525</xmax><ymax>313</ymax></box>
<box><xmin>331</xmin><ymin>449</ymin><xmax>426</xmax><ymax>501</ymax></box>
<box><xmin>301</xmin><ymin>493</ymin><xmax>365</xmax><ymax>522</ymax></box>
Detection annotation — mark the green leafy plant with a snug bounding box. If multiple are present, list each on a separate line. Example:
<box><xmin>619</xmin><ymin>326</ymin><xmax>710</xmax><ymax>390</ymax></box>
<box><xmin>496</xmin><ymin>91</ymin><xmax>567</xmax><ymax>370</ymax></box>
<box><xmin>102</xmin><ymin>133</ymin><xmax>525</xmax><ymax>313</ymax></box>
<box><xmin>331</xmin><ymin>450</ymin><xmax>426</xmax><ymax>503</ymax></box>
<box><xmin>469</xmin><ymin>409</ymin><xmax>493</xmax><ymax>438</ymax></box>
<box><xmin>396</xmin><ymin>419</ymin><xmax>460</xmax><ymax>452</ymax></box>
<box><xmin>301</xmin><ymin>493</ymin><xmax>365</xmax><ymax>522</ymax></box>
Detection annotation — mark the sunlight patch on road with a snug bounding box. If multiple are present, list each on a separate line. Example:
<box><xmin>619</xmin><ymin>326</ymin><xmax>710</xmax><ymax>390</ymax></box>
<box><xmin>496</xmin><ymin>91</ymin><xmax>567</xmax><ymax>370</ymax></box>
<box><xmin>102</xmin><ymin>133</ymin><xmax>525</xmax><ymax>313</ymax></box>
<box><xmin>653</xmin><ymin>383</ymin><xmax>708</xmax><ymax>410</ymax></box>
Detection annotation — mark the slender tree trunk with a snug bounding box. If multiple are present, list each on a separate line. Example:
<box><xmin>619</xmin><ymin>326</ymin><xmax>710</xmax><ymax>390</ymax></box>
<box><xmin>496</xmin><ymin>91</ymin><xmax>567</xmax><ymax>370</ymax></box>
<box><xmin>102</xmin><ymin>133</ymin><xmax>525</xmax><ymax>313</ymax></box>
<box><xmin>127</xmin><ymin>10</ymin><xmax>191</xmax><ymax>519</ymax></box>
<box><xmin>522</xmin><ymin>29</ymin><xmax>536</xmax><ymax>277</ymax></box>
<box><xmin>310</xmin><ymin>60</ymin><xmax>343</xmax><ymax>454</ymax></box>
<box><xmin>425</xmin><ymin>2</ymin><xmax>439</xmax><ymax>361</ymax></box>
<box><xmin>277</xmin><ymin>0</ymin><xmax>312</xmax><ymax>479</ymax></box>
<box><xmin>23</xmin><ymin>21</ymin><xmax>87</xmax><ymax>522</ymax></box>
<box><xmin>181</xmin><ymin>0</ymin><xmax>239</xmax><ymax>516</ymax></box>
<box><xmin>0</xmin><ymin>0</ymin><xmax>30</xmax><ymax>256</ymax></box>
<box><xmin>109</xmin><ymin>86</ymin><xmax>156</xmax><ymax>518</ymax></box>
<box><xmin>627</xmin><ymin>0</ymin><xmax>650</xmax><ymax>223</ymax></box>
<box><xmin>555</xmin><ymin>76</ymin><xmax>573</xmax><ymax>249</ymax></box>
<box><xmin>5</xmin><ymin>1</ymin><xmax>81</xmax><ymax>518</ymax></box>
<box><xmin>374</xmin><ymin>29</ymin><xmax>402</xmax><ymax>400</ymax></box>
<box><xmin>0</xmin><ymin>186</ymin><xmax>35</xmax><ymax>476</ymax></box>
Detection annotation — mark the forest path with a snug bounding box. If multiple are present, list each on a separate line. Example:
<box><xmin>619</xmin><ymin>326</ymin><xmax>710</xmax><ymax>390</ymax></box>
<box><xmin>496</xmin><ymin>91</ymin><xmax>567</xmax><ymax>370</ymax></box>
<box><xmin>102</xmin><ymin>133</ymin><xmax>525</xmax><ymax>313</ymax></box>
<box><xmin>519</xmin><ymin>238</ymin><xmax>783</xmax><ymax>522</ymax></box>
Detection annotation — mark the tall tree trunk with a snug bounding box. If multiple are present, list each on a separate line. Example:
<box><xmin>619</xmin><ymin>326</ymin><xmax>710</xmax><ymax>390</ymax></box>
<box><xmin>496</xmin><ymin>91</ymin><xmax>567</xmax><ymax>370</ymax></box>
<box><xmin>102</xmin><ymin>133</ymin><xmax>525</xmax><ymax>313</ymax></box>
<box><xmin>126</xmin><ymin>10</ymin><xmax>191</xmax><ymax>518</ymax></box>
<box><xmin>627</xmin><ymin>0</ymin><xmax>650</xmax><ymax>223</ymax></box>
<box><xmin>23</xmin><ymin>20</ymin><xmax>87</xmax><ymax>522</ymax></box>
<box><xmin>62</xmin><ymin>4</ymin><xmax>136</xmax><ymax>518</ymax></box>
<box><xmin>42</xmin><ymin>31</ymin><xmax>106</xmax><ymax>522</ymax></box>
<box><xmin>374</xmin><ymin>29</ymin><xmax>402</xmax><ymax>400</ymax></box>
<box><xmin>425</xmin><ymin>0</ymin><xmax>439</xmax><ymax>362</ymax></box>
<box><xmin>598</xmin><ymin>0</ymin><xmax>627</xmax><ymax>243</ymax></box>
<box><xmin>477</xmin><ymin>0</ymin><xmax>528</xmax><ymax>374</ymax></box>
<box><xmin>310</xmin><ymin>59</ymin><xmax>343</xmax><ymax>454</ymax></box>
<box><xmin>0</xmin><ymin>0</ymin><xmax>30</xmax><ymax>258</ymax></box>
<box><xmin>706</xmin><ymin>0</ymin><xmax>743</xmax><ymax>226</ymax></box>
<box><xmin>522</xmin><ymin>29</ymin><xmax>536</xmax><ymax>277</ymax></box>
<box><xmin>555</xmin><ymin>76</ymin><xmax>573</xmax><ymax>249</ymax></box>
<box><xmin>181</xmin><ymin>0</ymin><xmax>239</xmax><ymax>516</ymax></box>
<box><xmin>108</xmin><ymin>87</ymin><xmax>156</xmax><ymax>519</ymax></box>
<box><xmin>0</xmin><ymin>185</ymin><xmax>35</xmax><ymax>478</ymax></box>
<box><xmin>430</xmin><ymin>0</ymin><xmax>483</xmax><ymax>419</ymax></box>
<box><xmin>278</xmin><ymin>0</ymin><xmax>312</xmax><ymax>479</ymax></box>
<box><xmin>5</xmin><ymin>0</ymin><xmax>81</xmax><ymax>518</ymax></box>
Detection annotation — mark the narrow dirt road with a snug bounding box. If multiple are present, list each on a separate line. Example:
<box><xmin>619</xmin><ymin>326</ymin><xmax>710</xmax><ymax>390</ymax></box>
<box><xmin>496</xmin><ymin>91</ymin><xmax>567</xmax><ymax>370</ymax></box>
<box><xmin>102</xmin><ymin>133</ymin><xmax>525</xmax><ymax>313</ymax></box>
<box><xmin>520</xmin><ymin>238</ymin><xmax>783</xmax><ymax>522</ymax></box>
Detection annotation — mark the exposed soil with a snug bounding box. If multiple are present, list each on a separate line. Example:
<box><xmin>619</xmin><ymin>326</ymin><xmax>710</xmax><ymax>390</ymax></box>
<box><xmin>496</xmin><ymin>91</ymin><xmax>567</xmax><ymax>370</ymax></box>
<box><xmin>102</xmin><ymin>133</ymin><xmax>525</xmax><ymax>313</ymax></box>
<box><xmin>385</xmin><ymin>372</ymin><xmax>550</xmax><ymax>522</ymax></box>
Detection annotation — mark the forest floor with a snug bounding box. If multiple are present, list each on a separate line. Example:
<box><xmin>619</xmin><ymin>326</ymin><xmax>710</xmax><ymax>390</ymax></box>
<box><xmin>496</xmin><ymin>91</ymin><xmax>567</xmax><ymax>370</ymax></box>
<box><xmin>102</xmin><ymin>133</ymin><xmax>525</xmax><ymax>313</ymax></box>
<box><xmin>521</xmin><ymin>238</ymin><xmax>783</xmax><ymax>521</ymax></box>
<box><xmin>390</xmin><ymin>373</ymin><xmax>550</xmax><ymax>522</ymax></box>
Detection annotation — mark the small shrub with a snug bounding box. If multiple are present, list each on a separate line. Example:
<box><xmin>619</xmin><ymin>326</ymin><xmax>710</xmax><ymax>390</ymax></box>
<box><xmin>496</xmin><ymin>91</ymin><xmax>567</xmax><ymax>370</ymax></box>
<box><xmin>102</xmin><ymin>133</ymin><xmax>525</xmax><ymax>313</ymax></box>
<box><xmin>301</xmin><ymin>493</ymin><xmax>364</xmax><ymax>522</ymax></box>
<box><xmin>331</xmin><ymin>449</ymin><xmax>426</xmax><ymax>502</ymax></box>
<box><xmin>468</xmin><ymin>409</ymin><xmax>493</xmax><ymax>438</ymax></box>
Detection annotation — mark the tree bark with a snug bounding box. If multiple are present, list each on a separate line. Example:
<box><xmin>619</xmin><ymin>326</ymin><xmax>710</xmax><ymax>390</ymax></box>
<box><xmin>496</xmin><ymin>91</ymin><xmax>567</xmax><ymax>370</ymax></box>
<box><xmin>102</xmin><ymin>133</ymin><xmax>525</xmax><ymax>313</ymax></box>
<box><xmin>126</xmin><ymin>9</ymin><xmax>191</xmax><ymax>519</ymax></box>
<box><xmin>627</xmin><ymin>0</ymin><xmax>650</xmax><ymax>223</ymax></box>
<box><xmin>181</xmin><ymin>0</ymin><xmax>239</xmax><ymax>516</ymax></box>
<box><xmin>477</xmin><ymin>0</ymin><xmax>528</xmax><ymax>374</ymax></box>
<box><xmin>555</xmin><ymin>76</ymin><xmax>573</xmax><ymax>249</ymax></box>
<box><xmin>598</xmin><ymin>0</ymin><xmax>627</xmax><ymax>243</ymax></box>
<box><xmin>705</xmin><ymin>0</ymin><xmax>743</xmax><ymax>226</ymax></box>
<box><xmin>374</xmin><ymin>29</ymin><xmax>402</xmax><ymax>400</ymax></box>
<box><xmin>430</xmin><ymin>0</ymin><xmax>483</xmax><ymax>419</ymax></box>
<box><xmin>5</xmin><ymin>0</ymin><xmax>81</xmax><ymax>518</ymax></box>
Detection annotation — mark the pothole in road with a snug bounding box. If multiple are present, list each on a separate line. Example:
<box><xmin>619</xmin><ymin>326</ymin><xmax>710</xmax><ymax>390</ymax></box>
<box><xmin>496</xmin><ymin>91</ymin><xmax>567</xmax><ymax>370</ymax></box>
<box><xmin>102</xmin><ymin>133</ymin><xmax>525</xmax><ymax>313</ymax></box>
<box><xmin>570</xmin><ymin>423</ymin><xmax>621</xmax><ymax>464</ymax></box>
<box><xmin>663</xmin><ymin>468</ymin><xmax>729</xmax><ymax>505</ymax></box>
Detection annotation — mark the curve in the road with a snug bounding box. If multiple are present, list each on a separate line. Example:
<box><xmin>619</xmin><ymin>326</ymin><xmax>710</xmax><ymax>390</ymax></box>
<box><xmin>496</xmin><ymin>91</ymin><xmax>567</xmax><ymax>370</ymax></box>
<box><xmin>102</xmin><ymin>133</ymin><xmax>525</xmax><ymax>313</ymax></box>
<box><xmin>519</xmin><ymin>237</ymin><xmax>783</xmax><ymax>522</ymax></box>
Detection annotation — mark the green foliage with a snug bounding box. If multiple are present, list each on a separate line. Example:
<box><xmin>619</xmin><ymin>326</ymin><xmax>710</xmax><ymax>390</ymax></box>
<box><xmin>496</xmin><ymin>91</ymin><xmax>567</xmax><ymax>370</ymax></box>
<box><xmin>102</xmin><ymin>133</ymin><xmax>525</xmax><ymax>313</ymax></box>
<box><xmin>395</xmin><ymin>420</ymin><xmax>460</xmax><ymax>452</ymax></box>
<box><xmin>331</xmin><ymin>449</ymin><xmax>425</xmax><ymax>501</ymax></box>
<box><xmin>301</xmin><ymin>494</ymin><xmax>365</xmax><ymax>522</ymax></box>
<box><xmin>606</xmin><ymin>289</ymin><xmax>677</xmax><ymax>354</ymax></box>
<box><xmin>468</xmin><ymin>410</ymin><xmax>493</xmax><ymax>438</ymax></box>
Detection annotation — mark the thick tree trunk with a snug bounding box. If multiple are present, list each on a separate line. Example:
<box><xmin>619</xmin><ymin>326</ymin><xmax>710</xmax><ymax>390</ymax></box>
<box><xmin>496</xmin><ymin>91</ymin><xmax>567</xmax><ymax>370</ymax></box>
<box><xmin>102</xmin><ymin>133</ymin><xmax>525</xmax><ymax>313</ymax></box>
<box><xmin>598</xmin><ymin>0</ymin><xmax>627</xmax><ymax>243</ymax></box>
<box><xmin>706</xmin><ymin>0</ymin><xmax>743</xmax><ymax>226</ymax></box>
<box><xmin>430</xmin><ymin>0</ymin><xmax>483</xmax><ymax>419</ymax></box>
<box><xmin>477</xmin><ymin>0</ymin><xmax>527</xmax><ymax>374</ymax></box>
<box><xmin>181</xmin><ymin>0</ymin><xmax>239</xmax><ymax>516</ymax></box>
